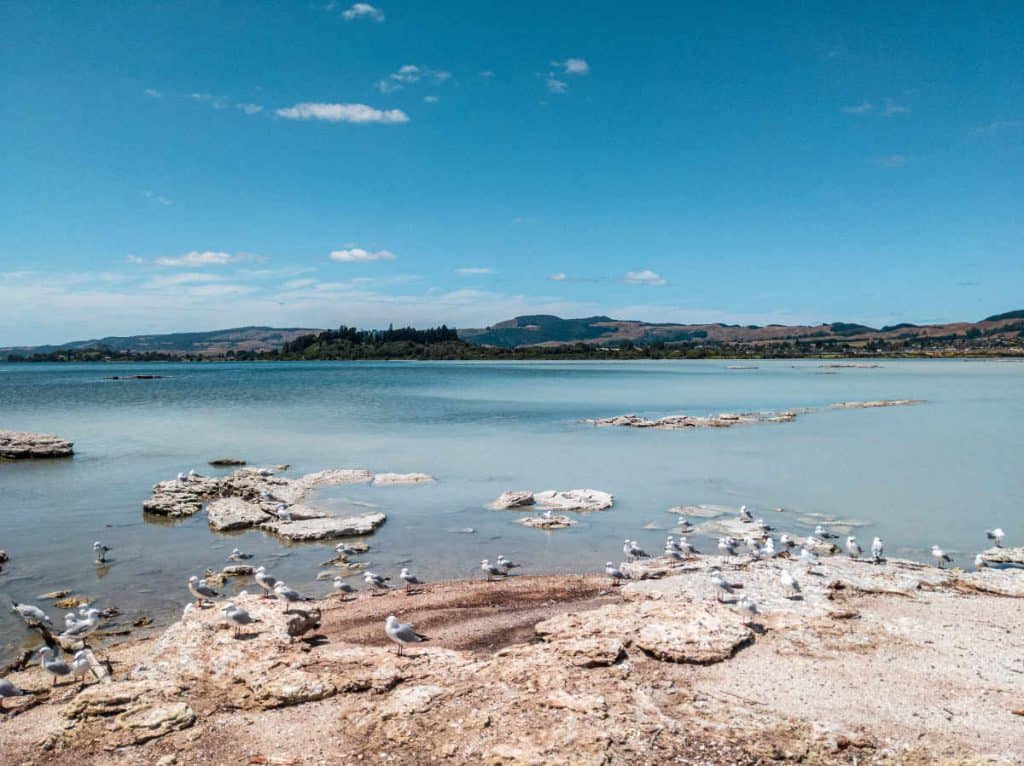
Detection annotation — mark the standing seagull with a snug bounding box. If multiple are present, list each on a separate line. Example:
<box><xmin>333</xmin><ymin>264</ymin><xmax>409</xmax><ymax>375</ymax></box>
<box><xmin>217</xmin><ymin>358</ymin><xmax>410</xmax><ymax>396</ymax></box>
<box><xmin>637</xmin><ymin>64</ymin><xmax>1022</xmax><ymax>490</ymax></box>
<box><xmin>273</xmin><ymin>581</ymin><xmax>309</xmax><ymax>606</ymax></box>
<box><xmin>737</xmin><ymin>595</ymin><xmax>759</xmax><ymax>620</ymax></box>
<box><xmin>799</xmin><ymin>547</ymin><xmax>819</xmax><ymax>570</ymax></box>
<box><xmin>931</xmin><ymin>545</ymin><xmax>953</xmax><ymax>569</ymax></box>
<box><xmin>814</xmin><ymin>525</ymin><xmax>837</xmax><ymax>540</ymax></box>
<box><xmin>846</xmin><ymin>536</ymin><xmax>862</xmax><ymax>559</ymax></box>
<box><xmin>974</xmin><ymin>554</ymin><xmax>988</xmax><ymax>571</ymax></box>
<box><xmin>363</xmin><ymin>571</ymin><xmax>392</xmax><ymax>592</ymax></box>
<box><xmin>708</xmin><ymin>568</ymin><xmax>735</xmax><ymax>602</ymax></box>
<box><xmin>605</xmin><ymin>562</ymin><xmax>626</xmax><ymax>586</ymax></box>
<box><xmin>871</xmin><ymin>537</ymin><xmax>885</xmax><ymax>564</ymax></box>
<box><xmin>986</xmin><ymin>528</ymin><xmax>1005</xmax><ymax>548</ymax></box>
<box><xmin>677</xmin><ymin>537</ymin><xmax>699</xmax><ymax>555</ymax></box>
<box><xmin>496</xmin><ymin>554</ymin><xmax>520</xmax><ymax>574</ymax></box>
<box><xmin>717</xmin><ymin>537</ymin><xmax>737</xmax><ymax>557</ymax></box>
<box><xmin>254</xmin><ymin>566</ymin><xmax>278</xmax><ymax>598</ymax></box>
<box><xmin>384</xmin><ymin>615</ymin><xmax>429</xmax><ymax>657</ymax></box>
<box><xmin>629</xmin><ymin>540</ymin><xmax>649</xmax><ymax>560</ymax></box>
<box><xmin>399</xmin><ymin>567</ymin><xmax>423</xmax><ymax>591</ymax></box>
<box><xmin>187</xmin><ymin>575</ymin><xmax>219</xmax><ymax>606</ymax></box>
<box><xmin>70</xmin><ymin>651</ymin><xmax>92</xmax><ymax>686</ymax></box>
<box><xmin>11</xmin><ymin>601</ymin><xmax>52</xmax><ymax>627</ymax></box>
<box><xmin>38</xmin><ymin>647</ymin><xmax>72</xmax><ymax>687</ymax></box>
<box><xmin>60</xmin><ymin>609</ymin><xmax>101</xmax><ymax>645</ymax></box>
<box><xmin>779</xmin><ymin>534</ymin><xmax>795</xmax><ymax>550</ymax></box>
<box><xmin>0</xmin><ymin>678</ymin><xmax>25</xmax><ymax>709</ymax></box>
<box><xmin>480</xmin><ymin>559</ymin><xmax>504</xmax><ymax>581</ymax></box>
<box><xmin>623</xmin><ymin>539</ymin><xmax>634</xmax><ymax>561</ymax></box>
<box><xmin>739</xmin><ymin>505</ymin><xmax>753</xmax><ymax>523</ymax></box>
<box><xmin>92</xmin><ymin>541</ymin><xmax>110</xmax><ymax>564</ymax></box>
<box><xmin>228</xmin><ymin>548</ymin><xmax>253</xmax><ymax>561</ymax></box>
<box><xmin>332</xmin><ymin>576</ymin><xmax>356</xmax><ymax>598</ymax></box>
<box><xmin>780</xmin><ymin>569</ymin><xmax>801</xmax><ymax>599</ymax></box>
<box><xmin>221</xmin><ymin>603</ymin><xmax>257</xmax><ymax>637</ymax></box>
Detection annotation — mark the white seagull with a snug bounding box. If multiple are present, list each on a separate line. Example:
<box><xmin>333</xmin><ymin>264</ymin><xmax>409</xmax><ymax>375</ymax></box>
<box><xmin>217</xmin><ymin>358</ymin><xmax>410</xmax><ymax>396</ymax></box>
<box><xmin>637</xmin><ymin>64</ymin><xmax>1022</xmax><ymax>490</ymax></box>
<box><xmin>399</xmin><ymin>567</ymin><xmax>423</xmax><ymax>591</ymax></box>
<box><xmin>799</xmin><ymin>547</ymin><xmax>819</xmax><ymax>570</ymax></box>
<box><xmin>273</xmin><ymin>581</ymin><xmax>308</xmax><ymax>605</ymax></box>
<box><xmin>717</xmin><ymin>537</ymin><xmax>737</xmax><ymax>557</ymax></box>
<box><xmin>363</xmin><ymin>571</ymin><xmax>392</xmax><ymax>591</ymax></box>
<box><xmin>779</xmin><ymin>534</ymin><xmax>795</xmax><ymax>549</ymax></box>
<box><xmin>986</xmin><ymin>528</ymin><xmax>1005</xmax><ymax>548</ymax></box>
<box><xmin>187</xmin><ymin>575</ymin><xmax>219</xmax><ymax>606</ymax></box>
<box><xmin>221</xmin><ymin>603</ymin><xmax>257</xmax><ymax>637</ymax></box>
<box><xmin>332</xmin><ymin>576</ymin><xmax>356</xmax><ymax>596</ymax></box>
<box><xmin>871</xmin><ymin>537</ymin><xmax>884</xmax><ymax>564</ymax></box>
<box><xmin>71</xmin><ymin>650</ymin><xmax>92</xmax><ymax>686</ymax></box>
<box><xmin>814</xmin><ymin>525</ymin><xmax>837</xmax><ymax>540</ymax></box>
<box><xmin>38</xmin><ymin>647</ymin><xmax>71</xmax><ymax>686</ymax></box>
<box><xmin>931</xmin><ymin>545</ymin><xmax>953</xmax><ymax>569</ymax></box>
<box><xmin>739</xmin><ymin>505</ymin><xmax>753</xmax><ymax>523</ymax></box>
<box><xmin>480</xmin><ymin>559</ymin><xmax>504</xmax><ymax>581</ymax></box>
<box><xmin>737</xmin><ymin>595</ymin><xmax>758</xmax><ymax>618</ymax></box>
<box><xmin>628</xmin><ymin>540</ymin><xmax>649</xmax><ymax>560</ymax></box>
<box><xmin>780</xmin><ymin>568</ymin><xmax>801</xmax><ymax>598</ymax></box>
<box><xmin>605</xmin><ymin>561</ymin><xmax>626</xmax><ymax>586</ymax></box>
<box><xmin>59</xmin><ymin>609</ymin><xmax>101</xmax><ymax>644</ymax></box>
<box><xmin>496</xmin><ymin>554</ymin><xmax>520</xmax><ymax>573</ymax></box>
<box><xmin>384</xmin><ymin>615</ymin><xmax>429</xmax><ymax>656</ymax></box>
<box><xmin>92</xmin><ymin>541</ymin><xmax>110</xmax><ymax>564</ymax></box>
<box><xmin>709</xmin><ymin>568</ymin><xmax>734</xmax><ymax>602</ymax></box>
<box><xmin>0</xmin><ymin>677</ymin><xmax>25</xmax><ymax>709</ymax></box>
<box><xmin>677</xmin><ymin>536</ymin><xmax>699</xmax><ymax>555</ymax></box>
<box><xmin>254</xmin><ymin>566</ymin><xmax>278</xmax><ymax>598</ymax></box>
<box><xmin>846</xmin><ymin>536</ymin><xmax>862</xmax><ymax>559</ymax></box>
<box><xmin>11</xmin><ymin>601</ymin><xmax>52</xmax><ymax>626</ymax></box>
<box><xmin>974</xmin><ymin>554</ymin><xmax>988</xmax><ymax>571</ymax></box>
<box><xmin>228</xmin><ymin>548</ymin><xmax>253</xmax><ymax>561</ymax></box>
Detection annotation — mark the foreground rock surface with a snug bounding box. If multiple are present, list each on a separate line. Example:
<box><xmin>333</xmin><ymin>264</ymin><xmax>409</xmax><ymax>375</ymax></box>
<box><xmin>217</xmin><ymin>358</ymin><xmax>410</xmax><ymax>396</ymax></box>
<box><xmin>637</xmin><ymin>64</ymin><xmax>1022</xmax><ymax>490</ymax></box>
<box><xmin>0</xmin><ymin>430</ymin><xmax>74</xmax><ymax>459</ymax></box>
<box><xmin>2</xmin><ymin>558</ymin><xmax>1021</xmax><ymax>765</ymax></box>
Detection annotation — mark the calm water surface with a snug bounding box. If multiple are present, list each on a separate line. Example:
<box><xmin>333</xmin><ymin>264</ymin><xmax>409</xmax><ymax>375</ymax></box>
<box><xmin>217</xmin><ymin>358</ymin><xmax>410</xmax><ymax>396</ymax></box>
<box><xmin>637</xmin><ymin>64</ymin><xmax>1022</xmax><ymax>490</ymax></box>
<box><xmin>1</xmin><ymin>359</ymin><xmax>1021</xmax><ymax>661</ymax></box>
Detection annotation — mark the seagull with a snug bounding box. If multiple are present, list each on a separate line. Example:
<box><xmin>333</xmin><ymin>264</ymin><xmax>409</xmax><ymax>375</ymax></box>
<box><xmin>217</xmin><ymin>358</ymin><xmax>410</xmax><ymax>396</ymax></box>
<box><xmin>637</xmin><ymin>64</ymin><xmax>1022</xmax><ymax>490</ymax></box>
<box><xmin>274</xmin><ymin>504</ymin><xmax>292</xmax><ymax>522</ymax></box>
<box><xmin>665</xmin><ymin>536</ymin><xmax>682</xmax><ymax>553</ymax></box>
<box><xmin>0</xmin><ymin>678</ymin><xmax>25</xmax><ymax>709</ymax></box>
<box><xmin>38</xmin><ymin>647</ymin><xmax>71</xmax><ymax>686</ymax></box>
<box><xmin>480</xmin><ymin>559</ymin><xmax>504</xmax><ymax>581</ymax></box>
<box><xmin>709</xmin><ymin>568</ymin><xmax>734</xmax><ymax>602</ymax></box>
<box><xmin>846</xmin><ymin>536</ymin><xmax>862</xmax><ymax>559</ymax></box>
<box><xmin>605</xmin><ymin>561</ymin><xmax>626</xmax><ymax>586</ymax></box>
<box><xmin>623</xmin><ymin>539</ymin><xmax>634</xmax><ymax>561</ymax></box>
<box><xmin>755</xmin><ymin>518</ymin><xmax>774</xmax><ymax>532</ymax></box>
<box><xmin>677</xmin><ymin>537</ymin><xmax>699</xmax><ymax>555</ymax></box>
<box><xmin>254</xmin><ymin>566</ymin><xmax>278</xmax><ymax>598</ymax></box>
<box><xmin>228</xmin><ymin>548</ymin><xmax>253</xmax><ymax>561</ymax></box>
<box><xmin>779</xmin><ymin>534</ymin><xmax>795</xmax><ymax>549</ymax></box>
<box><xmin>363</xmin><ymin>571</ymin><xmax>392</xmax><ymax>591</ymax></box>
<box><xmin>221</xmin><ymin>603</ymin><xmax>257</xmax><ymax>637</ymax></box>
<box><xmin>92</xmin><ymin>541</ymin><xmax>110</xmax><ymax>564</ymax></box>
<box><xmin>177</xmin><ymin>472</ymin><xmax>187</xmax><ymax>482</ymax></box>
<box><xmin>986</xmin><ymin>528</ymin><xmax>1005</xmax><ymax>548</ymax></box>
<box><xmin>399</xmin><ymin>567</ymin><xmax>423</xmax><ymax>591</ymax></box>
<box><xmin>274</xmin><ymin>581</ymin><xmax>309</xmax><ymax>605</ymax></box>
<box><xmin>257</xmin><ymin>467</ymin><xmax>274</xmax><ymax>477</ymax></box>
<box><xmin>64</xmin><ymin>612</ymin><xmax>79</xmax><ymax>630</ymax></box>
<box><xmin>11</xmin><ymin>601</ymin><xmax>52</xmax><ymax>626</ymax></box>
<box><xmin>814</xmin><ymin>525</ymin><xmax>837</xmax><ymax>540</ymax></box>
<box><xmin>71</xmin><ymin>650</ymin><xmax>92</xmax><ymax>686</ymax></box>
<box><xmin>384</xmin><ymin>615</ymin><xmax>429</xmax><ymax>657</ymax></box>
<box><xmin>974</xmin><ymin>554</ymin><xmax>988</xmax><ymax>571</ymax></box>
<box><xmin>188</xmin><ymin>469</ymin><xmax>201</xmax><ymax>480</ymax></box>
<box><xmin>332</xmin><ymin>576</ymin><xmax>356</xmax><ymax>597</ymax></box>
<box><xmin>542</xmin><ymin>509</ymin><xmax>554</xmax><ymax>520</ymax></box>
<box><xmin>187</xmin><ymin>575</ymin><xmax>219</xmax><ymax>606</ymax></box>
<box><xmin>664</xmin><ymin>545</ymin><xmax>682</xmax><ymax>561</ymax></box>
<box><xmin>780</xmin><ymin>569</ymin><xmax>801</xmax><ymax>598</ymax></box>
<box><xmin>60</xmin><ymin>609</ymin><xmax>101</xmax><ymax>644</ymax></box>
<box><xmin>799</xmin><ymin>547</ymin><xmax>819</xmax><ymax>570</ymax></box>
<box><xmin>628</xmin><ymin>541</ymin><xmax>649</xmax><ymax>560</ymax></box>
<box><xmin>931</xmin><ymin>545</ymin><xmax>953</xmax><ymax>569</ymax></box>
<box><xmin>871</xmin><ymin>537</ymin><xmax>884</xmax><ymax>564</ymax></box>
<box><xmin>737</xmin><ymin>595</ymin><xmax>758</xmax><ymax>618</ymax></box>
<box><xmin>739</xmin><ymin>505</ymin><xmax>753</xmax><ymax>523</ymax></box>
<box><xmin>334</xmin><ymin>542</ymin><xmax>360</xmax><ymax>556</ymax></box>
<box><xmin>496</xmin><ymin>554</ymin><xmax>520</xmax><ymax>573</ymax></box>
<box><xmin>717</xmin><ymin>537</ymin><xmax>737</xmax><ymax>557</ymax></box>
<box><xmin>763</xmin><ymin>537</ymin><xmax>776</xmax><ymax>556</ymax></box>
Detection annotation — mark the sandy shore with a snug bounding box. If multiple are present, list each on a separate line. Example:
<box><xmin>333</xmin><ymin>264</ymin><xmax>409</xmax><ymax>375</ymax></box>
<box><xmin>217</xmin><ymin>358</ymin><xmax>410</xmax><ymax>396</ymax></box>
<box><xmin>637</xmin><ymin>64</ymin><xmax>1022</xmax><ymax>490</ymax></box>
<box><xmin>1</xmin><ymin>554</ymin><xmax>1022</xmax><ymax>765</ymax></box>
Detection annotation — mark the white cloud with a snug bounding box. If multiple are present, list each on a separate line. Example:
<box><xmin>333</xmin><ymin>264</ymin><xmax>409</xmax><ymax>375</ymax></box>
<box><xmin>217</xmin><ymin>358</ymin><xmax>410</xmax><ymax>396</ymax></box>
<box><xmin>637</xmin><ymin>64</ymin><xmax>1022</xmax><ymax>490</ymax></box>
<box><xmin>883</xmin><ymin>99</ymin><xmax>911</xmax><ymax>116</ymax></box>
<box><xmin>275</xmin><ymin>102</ymin><xmax>409</xmax><ymax>124</ymax></box>
<box><xmin>623</xmin><ymin>269</ymin><xmax>667</xmax><ymax>286</ymax></box>
<box><xmin>126</xmin><ymin>255</ymin><xmax>145</xmax><ymax>265</ymax></box>
<box><xmin>190</xmin><ymin>92</ymin><xmax>228</xmax><ymax>109</ymax></box>
<box><xmin>546</xmin><ymin>77</ymin><xmax>568</xmax><ymax>94</ymax></box>
<box><xmin>552</xmin><ymin>58</ymin><xmax>589</xmax><ymax>75</ymax></box>
<box><xmin>423</xmin><ymin>95</ymin><xmax>439</xmax><ymax>103</ymax></box>
<box><xmin>874</xmin><ymin>154</ymin><xmax>907</xmax><ymax>168</ymax></box>
<box><xmin>144</xmin><ymin>272</ymin><xmax>225</xmax><ymax>289</ymax></box>
<box><xmin>841</xmin><ymin>102</ymin><xmax>873</xmax><ymax>114</ymax></box>
<box><xmin>377</xmin><ymin>64</ymin><xmax>451</xmax><ymax>93</ymax></box>
<box><xmin>153</xmin><ymin>251</ymin><xmax>262</xmax><ymax>268</ymax></box>
<box><xmin>329</xmin><ymin>247</ymin><xmax>397</xmax><ymax>262</ymax></box>
<box><xmin>974</xmin><ymin>119</ymin><xmax>1024</xmax><ymax>136</ymax></box>
<box><xmin>479</xmin><ymin>70</ymin><xmax>495</xmax><ymax>78</ymax></box>
<box><xmin>548</xmin><ymin>272</ymin><xmax>567</xmax><ymax>281</ymax></box>
<box><xmin>283</xmin><ymin>278</ymin><xmax>317</xmax><ymax>289</ymax></box>
<box><xmin>455</xmin><ymin>267</ymin><xmax>493</xmax><ymax>275</ymax></box>
<box><xmin>143</xmin><ymin>190</ymin><xmax>172</xmax><ymax>206</ymax></box>
<box><xmin>342</xmin><ymin>3</ymin><xmax>384</xmax><ymax>21</ymax></box>
<box><xmin>236</xmin><ymin>103</ymin><xmax>263</xmax><ymax>115</ymax></box>
<box><xmin>143</xmin><ymin>88</ymin><xmax>162</xmax><ymax>98</ymax></box>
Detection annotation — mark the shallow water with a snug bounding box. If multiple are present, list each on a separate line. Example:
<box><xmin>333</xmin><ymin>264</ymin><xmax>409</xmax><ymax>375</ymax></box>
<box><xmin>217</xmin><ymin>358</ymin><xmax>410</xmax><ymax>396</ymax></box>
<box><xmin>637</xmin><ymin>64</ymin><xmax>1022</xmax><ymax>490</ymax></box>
<box><xmin>1</xmin><ymin>359</ymin><xmax>1021</xmax><ymax>661</ymax></box>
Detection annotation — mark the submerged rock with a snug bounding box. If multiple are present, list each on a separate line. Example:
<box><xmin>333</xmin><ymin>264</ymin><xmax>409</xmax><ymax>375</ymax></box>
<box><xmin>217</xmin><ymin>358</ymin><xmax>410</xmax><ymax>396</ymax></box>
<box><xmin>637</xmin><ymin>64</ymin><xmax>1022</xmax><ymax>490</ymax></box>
<box><xmin>828</xmin><ymin>400</ymin><xmax>921</xmax><ymax>409</ymax></box>
<box><xmin>208</xmin><ymin>458</ymin><xmax>246</xmax><ymax>466</ymax></box>
<box><xmin>519</xmin><ymin>515</ymin><xmax>577</xmax><ymax>530</ymax></box>
<box><xmin>0</xmin><ymin>430</ymin><xmax>74</xmax><ymax>459</ymax></box>
<box><xmin>260</xmin><ymin>512</ymin><xmax>387</xmax><ymax>541</ymax></box>
<box><xmin>372</xmin><ymin>472</ymin><xmax>436</xmax><ymax>486</ymax></box>
<box><xmin>586</xmin><ymin>411</ymin><xmax>800</xmax><ymax>430</ymax></box>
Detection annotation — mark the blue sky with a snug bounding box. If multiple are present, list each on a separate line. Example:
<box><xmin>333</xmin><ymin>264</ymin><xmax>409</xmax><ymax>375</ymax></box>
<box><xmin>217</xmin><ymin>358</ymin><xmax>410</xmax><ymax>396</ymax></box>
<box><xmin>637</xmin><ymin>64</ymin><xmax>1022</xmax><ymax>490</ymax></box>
<box><xmin>1</xmin><ymin>1</ymin><xmax>1021</xmax><ymax>344</ymax></box>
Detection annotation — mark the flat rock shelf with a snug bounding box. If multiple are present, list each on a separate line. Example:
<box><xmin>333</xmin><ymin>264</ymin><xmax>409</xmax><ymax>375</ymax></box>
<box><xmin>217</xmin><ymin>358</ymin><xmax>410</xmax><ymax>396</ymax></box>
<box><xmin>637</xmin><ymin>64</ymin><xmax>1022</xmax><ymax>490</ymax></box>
<box><xmin>0</xmin><ymin>430</ymin><xmax>74</xmax><ymax>459</ymax></box>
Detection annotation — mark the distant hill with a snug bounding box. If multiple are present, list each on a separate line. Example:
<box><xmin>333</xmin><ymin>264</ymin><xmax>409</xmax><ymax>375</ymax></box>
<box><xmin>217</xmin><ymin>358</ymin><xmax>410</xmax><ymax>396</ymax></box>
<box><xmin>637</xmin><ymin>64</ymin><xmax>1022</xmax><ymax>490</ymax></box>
<box><xmin>0</xmin><ymin>326</ymin><xmax>319</xmax><ymax>358</ymax></box>
<box><xmin>458</xmin><ymin>312</ymin><xmax>1024</xmax><ymax>350</ymax></box>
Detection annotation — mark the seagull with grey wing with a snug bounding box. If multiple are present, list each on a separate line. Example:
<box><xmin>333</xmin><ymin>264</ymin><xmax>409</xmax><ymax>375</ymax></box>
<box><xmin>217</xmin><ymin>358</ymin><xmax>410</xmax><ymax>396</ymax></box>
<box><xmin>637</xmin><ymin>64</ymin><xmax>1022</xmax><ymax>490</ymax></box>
<box><xmin>738</xmin><ymin>505</ymin><xmax>753</xmax><ymax>523</ymax></box>
<box><xmin>708</xmin><ymin>568</ymin><xmax>735</xmax><ymax>602</ymax></box>
<box><xmin>496</xmin><ymin>554</ymin><xmax>520</xmax><ymax>574</ymax></box>
<box><xmin>71</xmin><ymin>650</ymin><xmax>92</xmax><ymax>686</ymax></box>
<box><xmin>931</xmin><ymin>545</ymin><xmax>953</xmax><ymax>569</ymax></box>
<box><xmin>274</xmin><ymin>581</ymin><xmax>311</xmax><ymax>608</ymax></box>
<box><xmin>605</xmin><ymin>561</ymin><xmax>626</xmax><ymax>586</ymax></box>
<box><xmin>677</xmin><ymin>536</ymin><xmax>699</xmax><ymax>555</ymax></box>
<box><xmin>92</xmin><ymin>541</ymin><xmax>110</xmax><ymax>564</ymax></box>
<box><xmin>986</xmin><ymin>528</ymin><xmax>1005</xmax><ymax>548</ymax></box>
<box><xmin>364</xmin><ymin>571</ymin><xmax>392</xmax><ymax>592</ymax></box>
<box><xmin>399</xmin><ymin>567</ymin><xmax>423</xmax><ymax>591</ymax></box>
<box><xmin>871</xmin><ymin>537</ymin><xmax>884</xmax><ymax>564</ymax></box>
<box><xmin>254</xmin><ymin>566</ymin><xmax>278</xmax><ymax>598</ymax></box>
<box><xmin>11</xmin><ymin>601</ymin><xmax>52</xmax><ymax>627</ymax></box>
<box><xmin>384</xmin><ymin>614</ymin><xmax>429</xmax><ymax>656</ymax></box>
<box><xmin>60</xmin><ymin>608</ymin><xmax>101</xmax><ymax>645</ymax></box>
<box><xmin>0</xmin><ymin>677</ymin><xmax>25</xmax><ymax>709</ymax></box>
<box><xmin>228</xmin><ymin>548</ymin><xmax>253</xmax><ymax>561</ymax></box>
<box><xmin>221</xmin><ymin>602</ymin><xmax>258</xmax><ymax>637</ymax></box>
<box><xmin>333</xmin><ymin>576</ymin><xmax>356</xmax><ymax>598</ymax></box>
<box><xmin>846</xmin><ymin>536</ymin><xmax>862</xmax><ymax>559</ymax></box>
<box><xmin>188</xmin><ymin>575</ymin><xmax>219</xmax><ymax>606</ymax></box>
<box><xmin>780</xmin><ymin>568</ymin><xmax>801</xmax><ymax>599</ymax></box>
<box><xmin>480</xmin><ymin>559</ymin><xmax>504</xmax><ymax>581</ymax></box>
<box><xmin>37</xmin><ymin>647</ymin><xmax>71</xmax><ymax>687</ymax></box>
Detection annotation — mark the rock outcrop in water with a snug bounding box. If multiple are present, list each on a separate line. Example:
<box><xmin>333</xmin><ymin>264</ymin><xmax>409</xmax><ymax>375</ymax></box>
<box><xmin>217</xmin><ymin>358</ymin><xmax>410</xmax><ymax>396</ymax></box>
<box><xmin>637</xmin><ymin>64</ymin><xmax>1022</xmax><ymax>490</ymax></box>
<box><xmin>491</xmin><ymin>489</ymin><xmax>613</xmax><ymax>512</ymax></box>
<box><xmin>0</xmin><ymin>430</ymin><xmax>74</xmax><ymax>459</ymax></box>
<box><xmin>2</xmin><ymin>555</ymin><xmax>1020</xmax><ymax>764</ymax></box>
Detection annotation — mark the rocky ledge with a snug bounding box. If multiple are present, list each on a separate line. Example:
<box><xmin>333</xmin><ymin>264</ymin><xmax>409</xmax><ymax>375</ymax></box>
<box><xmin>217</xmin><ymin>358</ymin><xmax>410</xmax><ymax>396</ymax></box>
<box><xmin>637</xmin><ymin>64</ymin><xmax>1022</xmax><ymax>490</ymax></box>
<box><xmin>491</xmin><ymin>489</ymin><xmax>614</xmax><ymax>512</ymax></box>
<box><xmin>1</xmin><ymin>555</ymin><xmax>1020</xmax><ymax>765</ymax></box>
<box><xmin>0</xmin><ymin>430</ymin><xmax>74</xmax><ymax>460</ymax></box>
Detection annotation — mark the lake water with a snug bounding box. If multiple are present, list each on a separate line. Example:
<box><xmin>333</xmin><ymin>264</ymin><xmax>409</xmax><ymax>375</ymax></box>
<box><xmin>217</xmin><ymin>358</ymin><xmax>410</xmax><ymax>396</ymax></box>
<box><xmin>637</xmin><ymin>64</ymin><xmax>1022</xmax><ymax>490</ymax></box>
<box><xmin>1</xmin><ymin>359</ymin><xmax>1021</xmax><ymax>661</ymax></box>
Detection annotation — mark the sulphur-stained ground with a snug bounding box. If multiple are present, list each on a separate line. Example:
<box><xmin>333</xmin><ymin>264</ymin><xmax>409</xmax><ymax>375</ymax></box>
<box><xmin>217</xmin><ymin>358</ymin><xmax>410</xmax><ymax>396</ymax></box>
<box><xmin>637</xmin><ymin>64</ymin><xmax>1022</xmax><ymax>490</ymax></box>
<box><xmin>1</xmin><ymin>555</ymin><xmax>1022</xmax><ymax>765</ymax></box>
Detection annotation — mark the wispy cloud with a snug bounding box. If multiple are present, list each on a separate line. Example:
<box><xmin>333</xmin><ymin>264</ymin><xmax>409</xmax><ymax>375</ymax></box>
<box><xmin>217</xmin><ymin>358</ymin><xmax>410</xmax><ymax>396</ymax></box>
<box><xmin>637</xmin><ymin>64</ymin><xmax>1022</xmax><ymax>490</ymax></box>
<box><xmin>126</xmin><ymin>255</ymin><xmax>145</xmax><ymax>265</ymax></box>
<box><xmin>552</xmin><ymin>58</ymin><xmax>590</xmax><ymax>75</ymax></box>
<box><xmin>190</xmin><ymin>92</ymin><xmax>229</xmax><ymax>109</ymax></box>
<box><xmin>376</xmin><ymin>64</ymin><xmax>451</xmax><ymax>94</ymax></box>
<box><xmin>883</xmin><ymin>99</ymin><xmax>911</xmax><ymax>116</ymax></box>
<box><xmin>545</xmin><ymin>77</ymin><xmax>568</xmax><ymax>94</ymax></box>
<box><xmin>974</xmin><ymin>119</ymin><xmax>1023</xmax><ymax>136</ymax></box>
<box><xmin>143</xmin><ymin>190</ymin><xmax>173</xmax><ymax>206</ymax></box>
<box><xmin>154</xmin><ymin>251</ymin><xmax>263</xmax><ymax>268</ymax></box>
<box><xmin>841</xmin><ymin>102</ymin><xmax>873</xmax><ymax>115</ymax></box>
<box><xmin>236</xmin><ymin>103</ymin><xmax>263</xmax><ymax>115</ymax></box>
<box><xmin>548</xmin><ymin>272</ymin><xmax>567</xmax><ymax>281</ymax></box>
<box><xmin>623</xmin><ymin>269</ymin><xmax>667</xmax><ymax>286</ymax></box>
<box><xmin>874</xmin><ymin>154</ymin><xmax>907</xmax><ymax>168</ymax></box>
<box><xmin>143</xmin><ymin>88</ymin><xmax>162</xmax><ymax>98</ymax></box>
<box><xmin>455</xmin><ymin>267</ymin><xmax>493</xmax><ymax>275</ymax></box>
<box><xmin>479</xmin><ymin>70</ymin><xmax>495</xmax><ymax>79</ymax></box>
<box><xmin>423</xmin><ymin>95</ymin><xmax>439</xmax><ymax>104</ymax></box>
<box><xmin>329</xmin><ymin>247</ymin><xmax>397</xmax><ymax>262</ymax></box>
<box><xmin>275</xmin><ymin>102</ymin><xmax>409</xmax><ymax>124</ymax></box>
<box><xmin>341</xmin><ymin>2</ymin><xmax>384</xmax><ymax>21</ymax></box>
<box><xmin>143</xmin><ymin>272</ymin><xmax>226</xmax><ymax>289</ymax></box>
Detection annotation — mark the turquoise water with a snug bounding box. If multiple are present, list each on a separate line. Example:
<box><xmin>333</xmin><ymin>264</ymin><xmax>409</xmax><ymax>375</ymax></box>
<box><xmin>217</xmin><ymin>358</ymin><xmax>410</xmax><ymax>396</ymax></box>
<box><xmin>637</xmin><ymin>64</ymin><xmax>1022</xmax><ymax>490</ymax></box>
<box><xmin>1</xmin><ymin>359</ymin><xmax>1021</xmax><ymax>660</ymax></box>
